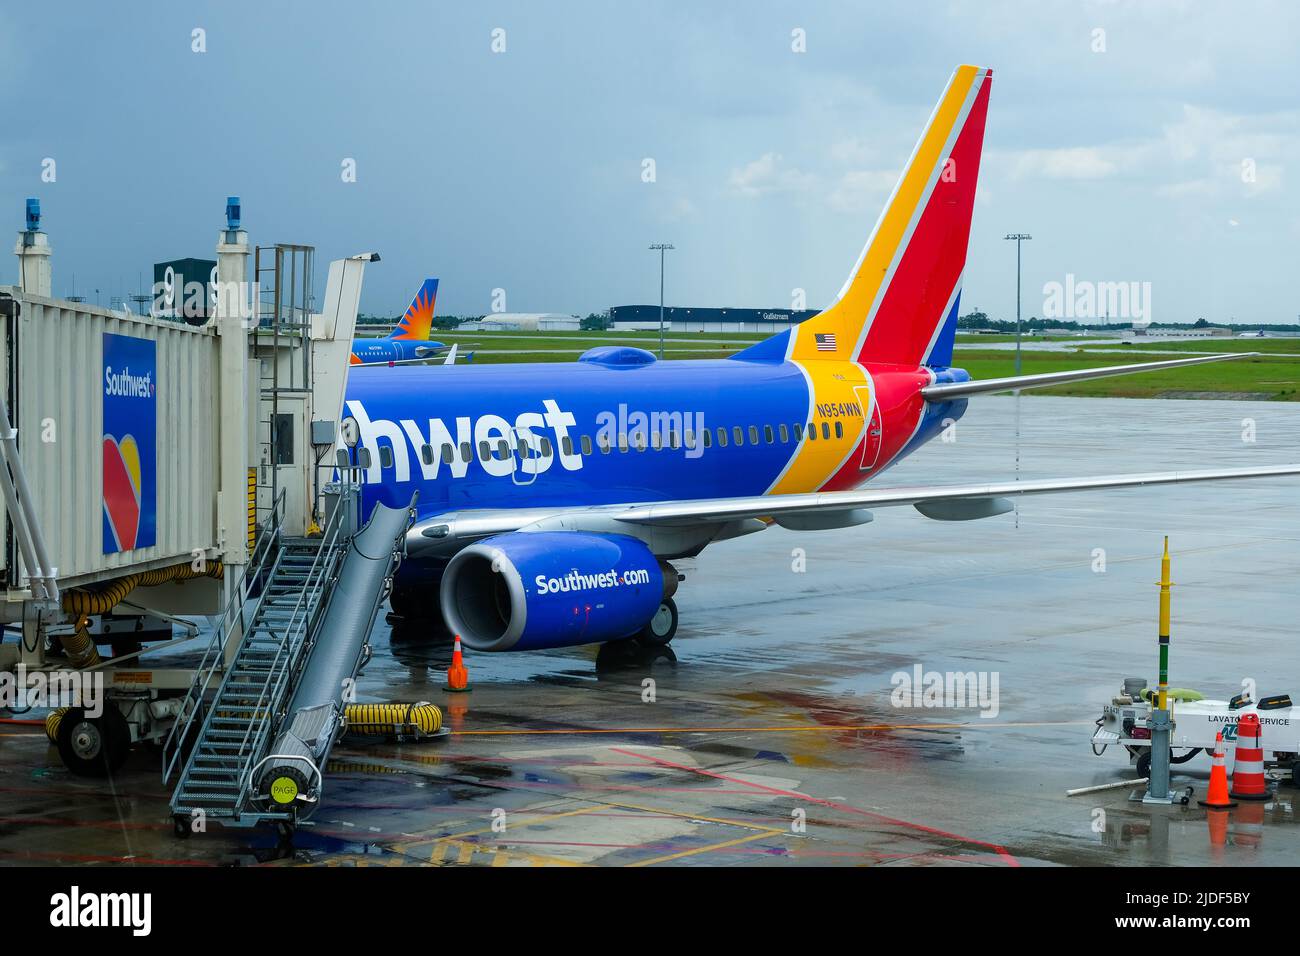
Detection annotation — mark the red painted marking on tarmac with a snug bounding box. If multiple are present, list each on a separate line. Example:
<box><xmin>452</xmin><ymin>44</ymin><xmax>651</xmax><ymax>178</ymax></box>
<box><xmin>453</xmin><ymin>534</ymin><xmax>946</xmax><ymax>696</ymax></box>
<box><xmin>475</xmin><ymin>840</ymin><xmax>652</xmax><ymax>850</ymax></box>
<box><xmin>0</xmin><ymin>815</ymin><xmax>169</xmax><ymax>832</ymax></box>
<box><xmin>0</xmin><ymin>848</ymin><xmax>214</xmax><ymax>866</ymax></box>
<box><xmin>610</xmin><ymin>747</ymin><xmax>1020</xmax><ymax>867</ymax></box>
<box><xmin>0</xmin><ymin>783</ymin><xmax>170</xmax><ymax>802</ymax></box>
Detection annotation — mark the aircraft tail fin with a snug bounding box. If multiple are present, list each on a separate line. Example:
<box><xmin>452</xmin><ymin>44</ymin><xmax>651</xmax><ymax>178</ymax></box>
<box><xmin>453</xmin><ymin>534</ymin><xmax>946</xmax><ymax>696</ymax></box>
<box><xmin>388</xmin><ymin>278</ymin><xmax>439</xmax><ymax>340</ymax></box>
<box><xmin>788</xmin><ymin>65</ymin><xmax>991</xmax><ymax>369</ymax></box>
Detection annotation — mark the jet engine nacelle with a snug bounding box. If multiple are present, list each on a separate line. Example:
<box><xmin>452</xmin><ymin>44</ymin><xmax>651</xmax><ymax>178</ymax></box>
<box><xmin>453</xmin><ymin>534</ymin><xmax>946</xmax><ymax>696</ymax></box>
<box><xmin>440</xmin><ymin>531</ymin><xmax>666</xmax><ymax>652</ymax></box>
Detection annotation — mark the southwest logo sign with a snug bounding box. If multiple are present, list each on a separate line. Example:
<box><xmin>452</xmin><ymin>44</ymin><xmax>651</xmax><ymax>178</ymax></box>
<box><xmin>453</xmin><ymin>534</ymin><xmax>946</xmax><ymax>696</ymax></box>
<box><xmin>102</xmin><ymin>333</ymin><xmax>157</xmax><ymax>554</ymax></box>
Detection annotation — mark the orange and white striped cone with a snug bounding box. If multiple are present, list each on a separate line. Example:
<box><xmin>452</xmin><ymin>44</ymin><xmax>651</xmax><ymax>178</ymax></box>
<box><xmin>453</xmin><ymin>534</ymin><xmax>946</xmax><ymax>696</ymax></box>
<box><xmin>444</xmin><ymin>635</ymin><xmax>472</xmax><ymax>693</ymax></box>
<box><xmin>1228</xmin><ymin>712</ymin><xmax>1271</xmax><ymax>801</ymax></box>
<box><xmin>1198</xmin><ymin>732</ymin><xmax>1237</xmax><ymax>809</ymax></box>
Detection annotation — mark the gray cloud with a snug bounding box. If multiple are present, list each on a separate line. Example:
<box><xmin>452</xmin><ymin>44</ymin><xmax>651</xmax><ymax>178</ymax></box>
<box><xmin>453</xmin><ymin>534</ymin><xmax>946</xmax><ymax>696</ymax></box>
<box><xmin>1</xmin><ymin>0</ymin><xmax>1295</xmax><ymax>324</ymax></box>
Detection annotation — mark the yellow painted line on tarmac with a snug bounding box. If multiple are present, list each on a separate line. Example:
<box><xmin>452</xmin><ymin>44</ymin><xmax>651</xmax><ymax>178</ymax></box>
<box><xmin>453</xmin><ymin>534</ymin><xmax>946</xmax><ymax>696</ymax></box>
<box><xmin>629</xmin><ymin>828</ymin><xmax>778</xmax><ymax>867</ymax></box>
<box><xmin>387</xmin><ymin>802</ymin><xmax>603</xmax><ymax>867</ymax></box>
<box><xmin>600</xmin><ymin>798</ymin><xmax>786</xmax><ymax>836</ymax></box>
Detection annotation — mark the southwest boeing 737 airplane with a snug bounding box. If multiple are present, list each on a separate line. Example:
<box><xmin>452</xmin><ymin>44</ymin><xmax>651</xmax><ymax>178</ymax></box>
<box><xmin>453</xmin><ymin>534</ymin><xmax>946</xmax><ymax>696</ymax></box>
<box><xmin>350</xmin><ymin>278</ymin><xmax>449</xmax><ymax>366</ymax></box>
<box><xmin>338</xmin><ymin>66</ymin><xmax>1298</xmax><ymax>654</ymax></box>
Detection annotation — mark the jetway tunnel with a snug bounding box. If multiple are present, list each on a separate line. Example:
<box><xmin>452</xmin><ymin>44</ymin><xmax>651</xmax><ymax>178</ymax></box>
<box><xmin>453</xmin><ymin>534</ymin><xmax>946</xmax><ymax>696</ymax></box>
<box><xmin>0</xmin><ymin>197</ymin><xmax>424</xmax><ymax>821</ymax></box>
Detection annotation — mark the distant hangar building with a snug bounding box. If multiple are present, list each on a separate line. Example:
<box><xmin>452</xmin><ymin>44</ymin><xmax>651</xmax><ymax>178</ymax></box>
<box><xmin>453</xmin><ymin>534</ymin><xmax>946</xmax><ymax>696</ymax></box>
<box><xmin>458</xmin><ymin>313</ymin><xmax>581</xmax><ymax>332</ymax></box>
<box><xmin>609</xmin><ymin>305</ymin><xmax>819</xmax><ymax>333</ymax></box>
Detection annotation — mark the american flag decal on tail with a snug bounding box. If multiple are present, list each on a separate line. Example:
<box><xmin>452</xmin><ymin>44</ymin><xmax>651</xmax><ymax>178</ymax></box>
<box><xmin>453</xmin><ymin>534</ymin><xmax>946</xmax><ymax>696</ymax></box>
<box><xmin>814</xmin><ymin>333</ymin><xmax>837</xmax><ymax>352</ymax></box>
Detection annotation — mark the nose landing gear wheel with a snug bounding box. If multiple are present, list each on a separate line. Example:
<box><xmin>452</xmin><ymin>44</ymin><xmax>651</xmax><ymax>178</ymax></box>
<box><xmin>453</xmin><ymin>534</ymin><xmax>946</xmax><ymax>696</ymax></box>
<box><xmin>638</xmin><ymin>597</ymin><xmax>678</xmax><ymax>647</ymax></box>
<box><xmin>55</xmin><ymin>706</ymin><xmax>130</xmax><ymax>777</ymax></box>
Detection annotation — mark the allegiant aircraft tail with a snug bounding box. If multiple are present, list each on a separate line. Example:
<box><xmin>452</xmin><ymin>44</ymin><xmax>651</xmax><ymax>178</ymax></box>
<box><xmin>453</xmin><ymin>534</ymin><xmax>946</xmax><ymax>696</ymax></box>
<box><xmin>388</xmin><ymin>278</ymin><xmax>439</xmax><ymax>340</ymax></box>
<box><xmin>741</xmin><ymin>65</ymin><xmax>990</xmax><ymax>369</ymax></box>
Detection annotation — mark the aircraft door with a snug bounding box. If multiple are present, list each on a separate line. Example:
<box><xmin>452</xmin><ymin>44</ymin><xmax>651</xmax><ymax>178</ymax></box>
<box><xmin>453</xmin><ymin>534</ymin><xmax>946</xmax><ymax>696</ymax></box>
<box><xmin>510</xmin><ymin>426</ymin><xmax>539</xmax><ymax>486</ymax></box>
<box><xmin>853</xmin><ymin>385</ymin><xmax>883</xmax><ymax>472</ymax></box>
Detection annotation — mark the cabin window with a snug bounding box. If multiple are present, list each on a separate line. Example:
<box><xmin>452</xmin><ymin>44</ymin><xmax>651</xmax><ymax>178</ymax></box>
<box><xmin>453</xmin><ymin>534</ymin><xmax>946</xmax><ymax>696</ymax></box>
<box><xmin>441</xmin><ymin>444</ymin><xmax>455</xmax><ymax>465</ymax></box>
<box><xmin>618</xmin><ymin>434</ymin><xmax>629</xmax><ymax>453</ymax></box>
<box><xmin>793</xmin><ymin>423</ymin><xmax>803</xmax><ymax>441</ymax></box>
<box><xmin>598</xmin><ymin>434</ymin><xmax>612</xmax><ymax>454</ymax></box>
<box><xmin>717</xmin><ymin>427</ymin><xmax>728</xmax><ymax>448</ymax></box>
<box><xmin>478</xmin><ymin>440</ymin><xmax>490</xmax><ymax>460</ymax></box>
<box><xmin>806</xmin><ymin>423</ymin><xmax>816</xmax><ymax>441</ymax></box>
<box><xmin>834</xmin><ymin>421</ymin><xmax>844</xmax><ymax>439</ymax></box>
<box><xmin>633</xmin><ymin>432</ymin><xmax>646</xmax><ymax>452</ymax></box>
<box><xmin>420</xmin><ymin>443</ymin><xmax>434</xmax><ymax>466</ymax></box>
<box><xmin>684</xmin><ymin>429</ymin><xmax>694</xmax><ymax>449</ymax></box>
<box><xmin>733</xmin><ymin>426</ymin><xmax>744</xmax><ymax>446</ymax></box>
<box><xmin>779</xmin><ymin>424</ymin><xmax>789</xmax><ymax>443</ymax></box>
<box><xmin>518</xmin><ymin>440</ymin><xmax>532</xmax><ymax>460</ymax></box>
<box><xmin>748</xmin><ymin>425</ymin><xmax>759</xmax><ymax>445</ymax></box>
<box><xmin>539</xmin><ymin>437</ymin><xmax>553</xmax><ymax>457</ymax></box>
<box><xmin>821</xmin><ymin>422</ymin><xmax>831</xmax><ymax>440</ymax></box>
<box><xmin>460</xmin><ymin>442</ymin><xmax>473</xmax><ymax>463</ymax></box>
<box><xmin>562</xmin><ymin>435</ymin><xmax>574</xmax><ymax>457</ymax></box>
<box><xmin>495</xmin><ymin>439</ymin><xmax>510</xmax><ymax>460</ymax></box>
<box><xmin>651</xmin><ymin>431</ymin><xmax>662</xmax><ymax>451</ymax></box>
<box><xmin>763</xmin><ymin>425</ymin><xmax>773</xmax><ymax>444</ymax></box>
<box><xmin>702</xmin><ymin>429</ymin><xmax>712</xmax><ymax>449</ymax></box>
<box><xmin>669</xmin><ymin>430</ymin><xmax>680</xmax><ymax>450</ymax></box>
<box><xmin>581</xmin><ymin>435</ymin><xmax>593</xmax><ymax>456</ymax></box>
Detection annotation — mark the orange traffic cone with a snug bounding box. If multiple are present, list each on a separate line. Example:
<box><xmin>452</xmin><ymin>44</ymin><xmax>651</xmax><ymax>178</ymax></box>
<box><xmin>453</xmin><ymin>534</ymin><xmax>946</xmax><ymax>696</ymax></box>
<box><xmin>1198</xmin><ymin>732</ymin><xmax>1237</xmax><ymax>809</ymax></box>
<box><xmin>1229</xmin><ymin>712</ymin><xmax>1271</xmax><ymax>801</ymax></box>
<box><xmin>444</xmin><ymin>635</ymin><xmax>472</xmax><ymax>693</ymax></box>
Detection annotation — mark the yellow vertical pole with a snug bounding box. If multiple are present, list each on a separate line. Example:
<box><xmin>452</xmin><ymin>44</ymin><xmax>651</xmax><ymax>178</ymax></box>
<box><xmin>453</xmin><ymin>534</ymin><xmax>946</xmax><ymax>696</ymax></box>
<box><xmin>1157</xmin><ymin>535</ymin><xmax>1172</xmax><ymax>712</ymax></box>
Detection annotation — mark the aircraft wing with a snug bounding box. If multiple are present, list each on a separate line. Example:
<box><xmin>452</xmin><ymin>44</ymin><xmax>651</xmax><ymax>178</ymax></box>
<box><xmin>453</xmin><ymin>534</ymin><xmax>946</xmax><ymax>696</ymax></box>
<box><xmin>610</xmin><ymin>464</ymin><xmax>1300</xmax><ymax>527</ymax></box>
<box><xmin>921</xmin><ymin>352</ymin><xmax>1253</xmax><ymax>400</ymax></box>
<box><xmin>410</xmin><ymin>463</ymin><xmax>1300</xmax><ymax>560</ymax></box>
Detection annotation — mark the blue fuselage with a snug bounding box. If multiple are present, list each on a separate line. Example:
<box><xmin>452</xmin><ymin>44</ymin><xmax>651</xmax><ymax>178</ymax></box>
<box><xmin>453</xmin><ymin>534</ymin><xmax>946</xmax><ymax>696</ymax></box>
<box><xmin>350</xmin><ymin>338</ymin><xmax>444</xmax><ymax>365</ymax></box>
<box><xmin>341</xmin><ymin>348</ymin><xmax>966</xmax><ymax>523</ymax></box>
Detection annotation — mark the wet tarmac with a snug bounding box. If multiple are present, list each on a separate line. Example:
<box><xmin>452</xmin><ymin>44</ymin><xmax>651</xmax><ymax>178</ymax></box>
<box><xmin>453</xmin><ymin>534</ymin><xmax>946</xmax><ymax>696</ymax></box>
<box><xmin>2</xmin><ymin>395</ymin><xmax>1298</xmax><ymax>867</ymax></box>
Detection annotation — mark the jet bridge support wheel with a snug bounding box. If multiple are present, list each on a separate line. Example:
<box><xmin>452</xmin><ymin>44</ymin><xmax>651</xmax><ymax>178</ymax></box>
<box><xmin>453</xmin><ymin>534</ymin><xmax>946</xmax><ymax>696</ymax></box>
<box><xmin>638</xmin><ymin>597</ymin><xmax>678</xmax><ymax>647</ymax></box>
<box><xmin>55</xmin><ymin>706</ymin><xmax>131</xmax><ymax>778</ymax></box>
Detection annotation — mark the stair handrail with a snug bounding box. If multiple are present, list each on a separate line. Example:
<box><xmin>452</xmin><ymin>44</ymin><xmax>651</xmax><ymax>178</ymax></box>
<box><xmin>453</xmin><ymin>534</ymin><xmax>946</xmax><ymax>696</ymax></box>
<box><xmin>162</xmin><ymin>488</ymin><xmax>286</xmax><ymax>784</ymax></box>
<box><xmin>222</xmin><ymin>496</ymin><xmax>353</xmax><ymax>813</ymax></box>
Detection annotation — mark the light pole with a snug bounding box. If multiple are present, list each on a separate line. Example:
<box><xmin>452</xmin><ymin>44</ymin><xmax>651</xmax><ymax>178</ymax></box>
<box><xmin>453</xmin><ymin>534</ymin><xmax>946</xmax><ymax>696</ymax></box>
<box><xmin>1004</xmin><ymin>233</ymin><xmax>1031</xmax><ymax>375</ymax></box>
<box><xmin>649</xmin><ymin>243</ymin><xmax>674</xmax><ymax>358</ymax></box>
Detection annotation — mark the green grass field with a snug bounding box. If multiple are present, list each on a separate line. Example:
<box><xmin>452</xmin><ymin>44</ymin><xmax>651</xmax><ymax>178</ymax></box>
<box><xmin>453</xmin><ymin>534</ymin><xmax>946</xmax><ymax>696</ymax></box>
<box><xmin>951</xmin><ymin>349</ymin><xmax>1300</xmax><ymax>400</ymax></box>
<box><xmin>367</xmin><ymin>329</ymin><xmax>1300</xmax><ymax>401</ymax></box>
<box><xmin>1081</xmin><ymin>338</ymin><xmax>1300</xmax><ymax>355</ymax></box>
<box><xmin>954</xmin><ymin>332</ymin><xmax>1110</xmax><ymax>344</ymax></box>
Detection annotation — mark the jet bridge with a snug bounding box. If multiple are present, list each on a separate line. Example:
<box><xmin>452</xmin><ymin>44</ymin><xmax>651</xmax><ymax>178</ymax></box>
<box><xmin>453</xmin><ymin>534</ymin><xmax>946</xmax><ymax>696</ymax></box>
<box><xmin>0</xmin><ymin>196</ymin><xmax>388</xmax><ymax>784</ymax></box>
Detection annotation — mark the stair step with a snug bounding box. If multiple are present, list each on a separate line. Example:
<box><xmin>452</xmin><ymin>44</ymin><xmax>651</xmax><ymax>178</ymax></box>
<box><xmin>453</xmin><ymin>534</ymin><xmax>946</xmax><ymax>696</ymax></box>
<box><xmin>182</xmin><ymin>780</ymin><xmax>241</xmax><ymax>791</ymax></box>
<box><xmin>176</xmin><ymin>793</ymin><xmax>241</xmax><ymax>805</ymax></box>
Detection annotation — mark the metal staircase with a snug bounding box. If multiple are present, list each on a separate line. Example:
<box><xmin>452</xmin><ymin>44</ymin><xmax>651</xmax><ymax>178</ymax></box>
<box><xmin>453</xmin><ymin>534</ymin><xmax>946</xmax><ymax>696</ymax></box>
<box><xmin>162</xmin><ymin>490</ymin><xmax>351</xmax><ymax>834</ymax></box>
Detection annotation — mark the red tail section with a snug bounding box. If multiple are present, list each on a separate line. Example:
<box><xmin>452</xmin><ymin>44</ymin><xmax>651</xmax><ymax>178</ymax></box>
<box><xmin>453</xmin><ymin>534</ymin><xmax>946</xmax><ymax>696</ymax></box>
<box><xmin>789</xmin><ymin>66</ymin><xmax>991</xmax><ymax>370</ymax></box>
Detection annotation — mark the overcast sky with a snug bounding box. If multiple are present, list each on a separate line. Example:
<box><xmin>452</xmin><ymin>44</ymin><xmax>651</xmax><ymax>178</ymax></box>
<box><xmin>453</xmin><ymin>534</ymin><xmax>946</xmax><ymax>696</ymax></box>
<box><xmin>2</xmin><ymin>1</ymin><xmax>1296</xmax><ymax>324</ymax></box>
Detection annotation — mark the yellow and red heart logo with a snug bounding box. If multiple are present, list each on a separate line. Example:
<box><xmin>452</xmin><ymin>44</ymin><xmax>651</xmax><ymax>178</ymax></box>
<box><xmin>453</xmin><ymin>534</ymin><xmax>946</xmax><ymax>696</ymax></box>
<box><xmin>103</xmin><ymin>434</ymin><xmax>142</xmax><ymax>551</ymax></box>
